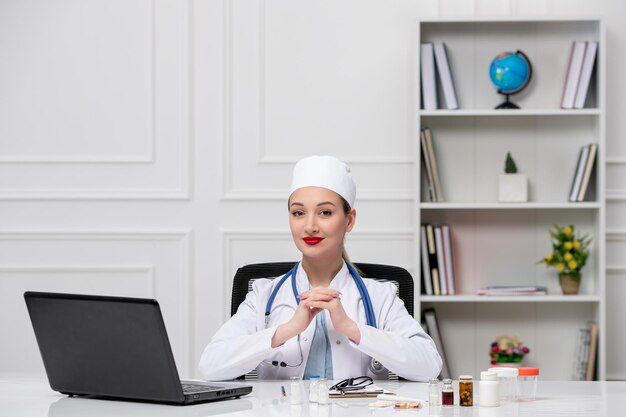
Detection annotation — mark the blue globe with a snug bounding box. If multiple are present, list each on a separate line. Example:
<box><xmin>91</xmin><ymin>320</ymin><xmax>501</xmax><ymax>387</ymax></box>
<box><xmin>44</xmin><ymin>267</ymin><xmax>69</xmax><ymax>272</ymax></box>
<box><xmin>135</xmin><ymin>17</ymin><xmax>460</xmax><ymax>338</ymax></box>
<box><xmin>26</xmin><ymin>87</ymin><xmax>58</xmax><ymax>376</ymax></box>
<box><xmin>489</xmin><ymin>50</ymin><xmax>532</xmax><ymax>109</ymax></box>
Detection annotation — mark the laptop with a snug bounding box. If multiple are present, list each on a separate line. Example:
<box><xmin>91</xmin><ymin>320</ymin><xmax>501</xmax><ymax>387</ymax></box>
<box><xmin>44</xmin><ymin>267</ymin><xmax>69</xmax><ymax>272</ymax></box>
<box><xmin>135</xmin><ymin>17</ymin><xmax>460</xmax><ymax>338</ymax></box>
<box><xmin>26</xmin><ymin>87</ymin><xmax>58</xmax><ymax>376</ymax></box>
<box><xmin>24</xmin><ymin>291</ymin><xmax>253</xmax><ymax>405</ymax></box>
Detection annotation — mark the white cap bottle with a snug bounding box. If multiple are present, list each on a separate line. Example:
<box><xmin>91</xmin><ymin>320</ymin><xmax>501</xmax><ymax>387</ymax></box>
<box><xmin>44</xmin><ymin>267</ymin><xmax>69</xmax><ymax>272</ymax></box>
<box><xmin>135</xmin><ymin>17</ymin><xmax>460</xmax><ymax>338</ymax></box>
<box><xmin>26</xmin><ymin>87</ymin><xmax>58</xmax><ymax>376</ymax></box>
<box><xmin>479</xmin><ymin>371</ymin><xmax>500</xmax><ymax>407</ymax></box>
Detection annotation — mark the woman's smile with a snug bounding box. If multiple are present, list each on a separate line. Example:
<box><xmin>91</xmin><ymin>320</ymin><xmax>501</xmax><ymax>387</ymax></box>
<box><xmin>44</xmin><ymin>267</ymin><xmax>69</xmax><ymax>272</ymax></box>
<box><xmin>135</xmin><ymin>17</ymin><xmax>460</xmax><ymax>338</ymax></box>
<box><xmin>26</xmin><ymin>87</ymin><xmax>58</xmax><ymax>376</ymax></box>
<box><xmin>303</xmin><ymin>236</ymin><xmax>324</xmax><ymax>245</ymax></box>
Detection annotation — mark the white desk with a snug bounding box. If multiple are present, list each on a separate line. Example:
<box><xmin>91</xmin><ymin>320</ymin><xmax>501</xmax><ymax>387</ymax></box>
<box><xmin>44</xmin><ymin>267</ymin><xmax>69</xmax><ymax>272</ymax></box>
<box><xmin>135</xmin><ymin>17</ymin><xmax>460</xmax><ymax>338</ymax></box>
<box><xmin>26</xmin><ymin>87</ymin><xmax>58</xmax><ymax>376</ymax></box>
<box><xmin>2</xmin><ymin>374</ymin><xmax>625</xmax><ymax>417</ymax></box>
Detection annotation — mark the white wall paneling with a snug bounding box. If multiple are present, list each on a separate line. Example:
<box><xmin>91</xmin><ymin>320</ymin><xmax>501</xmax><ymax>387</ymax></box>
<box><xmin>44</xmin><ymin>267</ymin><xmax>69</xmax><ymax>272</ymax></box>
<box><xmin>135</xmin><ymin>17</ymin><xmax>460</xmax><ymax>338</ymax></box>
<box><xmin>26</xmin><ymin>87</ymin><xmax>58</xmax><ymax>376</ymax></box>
<box><xmin>0</xmin><ymin>229</ymin><xmax>192</xmax><ymax>374</ymax></box>
<box><xmin>0</xmin><ymin>0</ymin><xmax>191</xmax><ymax>200</ymax></box>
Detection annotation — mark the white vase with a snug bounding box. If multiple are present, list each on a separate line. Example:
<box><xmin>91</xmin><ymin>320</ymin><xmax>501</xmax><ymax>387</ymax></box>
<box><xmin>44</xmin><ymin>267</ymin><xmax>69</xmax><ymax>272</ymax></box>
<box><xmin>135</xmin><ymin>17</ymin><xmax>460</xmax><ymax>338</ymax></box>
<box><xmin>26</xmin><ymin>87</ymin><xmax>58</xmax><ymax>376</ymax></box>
<box><xmin>498</xmin><ymin>173</ymin><xmax>528</xmax><ymax>202</ymax></box>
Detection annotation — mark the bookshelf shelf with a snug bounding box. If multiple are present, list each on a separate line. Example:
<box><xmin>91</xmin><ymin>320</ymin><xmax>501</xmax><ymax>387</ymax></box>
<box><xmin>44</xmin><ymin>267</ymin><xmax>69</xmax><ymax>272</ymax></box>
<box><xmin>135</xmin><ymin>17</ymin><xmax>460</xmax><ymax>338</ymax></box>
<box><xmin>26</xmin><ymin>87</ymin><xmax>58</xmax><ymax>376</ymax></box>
<box><xmin>420</xmin><ymin>109</ymin><xmax>601</xmax><ymax>117</ymax></box>
<box><xmin>421</xmin><ymin>295</ymin><xmax>601</xmax><ymax>303</ymax></box>
<box><xmin>416</xmin><ymin>17</ymin><xmax>605</xmax><ymax>382</ymax></box>
<box><xmin>420</xmin><ymin>202</ymin><xmax>601</xmax><ymax>210</ymax></box>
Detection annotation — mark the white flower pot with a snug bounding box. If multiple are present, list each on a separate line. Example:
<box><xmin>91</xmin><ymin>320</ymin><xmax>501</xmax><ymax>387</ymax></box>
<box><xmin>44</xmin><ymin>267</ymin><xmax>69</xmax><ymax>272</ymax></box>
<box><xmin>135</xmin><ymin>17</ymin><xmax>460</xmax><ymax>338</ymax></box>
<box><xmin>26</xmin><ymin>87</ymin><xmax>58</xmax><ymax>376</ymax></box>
<box><xmin>498</xmin><ymin>174</ymin><xmax>528</xmax><ymax>202</ymax></box>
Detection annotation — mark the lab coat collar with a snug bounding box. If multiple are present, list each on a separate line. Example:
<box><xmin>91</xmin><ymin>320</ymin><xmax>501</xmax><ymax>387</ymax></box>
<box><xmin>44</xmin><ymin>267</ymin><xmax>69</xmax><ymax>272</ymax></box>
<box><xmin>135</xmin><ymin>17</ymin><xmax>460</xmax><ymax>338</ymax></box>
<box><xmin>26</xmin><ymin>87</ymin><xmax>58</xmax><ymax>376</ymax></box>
<box><xmin>295</xmin><ymin>261</ymin><xmax>350</xmax><ymax>292</ymax></box>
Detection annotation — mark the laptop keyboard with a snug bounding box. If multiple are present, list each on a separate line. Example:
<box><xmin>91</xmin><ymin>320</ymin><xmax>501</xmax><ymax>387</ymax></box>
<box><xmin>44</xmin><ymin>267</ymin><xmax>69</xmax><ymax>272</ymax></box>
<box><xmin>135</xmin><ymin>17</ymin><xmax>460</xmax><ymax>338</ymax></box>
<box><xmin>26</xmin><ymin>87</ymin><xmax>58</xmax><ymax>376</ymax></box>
<box><xmin>181</xmin><ymin>383</ymin><xmax>222</xmax><ymax>393</ymax></box>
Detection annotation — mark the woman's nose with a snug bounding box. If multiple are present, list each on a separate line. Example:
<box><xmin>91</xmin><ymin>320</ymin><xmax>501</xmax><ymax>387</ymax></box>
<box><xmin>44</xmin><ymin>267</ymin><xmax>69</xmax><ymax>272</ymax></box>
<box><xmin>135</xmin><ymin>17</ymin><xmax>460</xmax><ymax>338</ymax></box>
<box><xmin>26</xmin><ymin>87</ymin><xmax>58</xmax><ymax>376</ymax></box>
<box><xmin>304</xmin><ymin>214</ymin><xmax>319</xmax><ymax>234</ymax></box>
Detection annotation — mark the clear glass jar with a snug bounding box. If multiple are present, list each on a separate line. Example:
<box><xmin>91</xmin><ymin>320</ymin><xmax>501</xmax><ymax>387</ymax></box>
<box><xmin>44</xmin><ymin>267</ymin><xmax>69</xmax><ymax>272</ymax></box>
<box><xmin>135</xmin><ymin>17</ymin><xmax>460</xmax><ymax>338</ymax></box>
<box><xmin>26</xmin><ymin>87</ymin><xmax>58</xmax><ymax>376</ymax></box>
<box><xmin>429</xmin><ymin>378</ymin><xmax>442</xmax><ymax>406</ymax></box>
<box><xmin>442</xmin><ymin>378</ymin><xmax>454</xmax><ymax>406</ymax></box>
<box><xmin>308</xmin><ymin>376</ymin><xmax>320</xmax><ymax>402</ymax></box>
<box><xmin>489</xmin><ymin>366</ymin><xmax>518</xmax><ymax>402</ymax></box>
<box><xmin>290</xmin><ymin>376</ymin><xmax>302</xmax><ymax>404</ymax></box>
<box><xmin>459</xmin><ymin>375</ymin><xmax>473</xmax><ymax>407</ymax></box>
<box><xmin>317</xmin><ymin>378</ymin><xmax>329</xmax><ymax>405</ymax></box>
<box><xmin>517</xmin><ymin>367</ymin><xmax>539</xmax><ymax>401</ymax></box>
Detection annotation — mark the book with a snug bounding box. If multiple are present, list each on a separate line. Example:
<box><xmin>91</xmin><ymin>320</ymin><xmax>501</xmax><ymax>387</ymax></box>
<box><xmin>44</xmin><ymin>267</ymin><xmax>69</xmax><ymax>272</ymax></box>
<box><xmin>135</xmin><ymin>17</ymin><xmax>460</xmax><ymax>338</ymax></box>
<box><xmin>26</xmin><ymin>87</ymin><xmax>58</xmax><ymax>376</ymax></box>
<box><xmin>420</xmin><ymin>130</ymin><xmax>437</xmax><ymax>202</ymax></box>
<box><xmin>585</xmin><ymin>321</ymin><xmax>598</xmax><ymax>381</ymax></box>
<box><xmin>434</xmin><ymin>226</ymin><xmax>448</xmax><ymax>295</ymax></box>
<box><xmin>477</xmin><ymin>286</ymin><xmax>547</xmax><ymax>296</ymax></box>
<box><xmin>420</xmin><ymin>225</ymin><xmax>433</xmax><ymax>295</ymax></box>
<box><xmin>420</xmin><ymin>43</ymin><xmax>438</xmax><ymax>110</ymax></box>
<box><xmin>561</xmin><ymin>41</ymin><xmax>587</xmax><ymax>109</ymax></box>
<box><xmin>433</xmin><ymin>42</ymin><xmax>459</xmax><ymax>110</ymax></box>
<box><xmin>577</xmin><ymin>143</ymin><xmax>598</xmax><ymax>201</ymax></box>
<box><xmin>442</xmin><ymin>224</ymin><xmax>456</xmax><ymax>295</ymax></box>
<box><xmin>569</xmin><ymin>145</ymin><xmax>590</xmax><ymax>202</ymax></box>
<box><xmin>574</xmin><ymin>41</ymin><xmax>598</xmax><ymax>109</ymax></box>
<box><xmin>425</xmin><ymin>224</ymin><xmax>440</xmax><ymax>295</ymax></box>
<box><xmin>573</xmin><ymin>327</ymin><xmax>589</xmax><ymax>380</ymax></box>
<box><xmin>423</xmin><ymin>308</ymin><xmax>451</xmax><ymax>380</ymax></box>
<box><xmin>423</xmin><ymin>128</ymin><xmax>444</xmax><ymax>202</ymax></box>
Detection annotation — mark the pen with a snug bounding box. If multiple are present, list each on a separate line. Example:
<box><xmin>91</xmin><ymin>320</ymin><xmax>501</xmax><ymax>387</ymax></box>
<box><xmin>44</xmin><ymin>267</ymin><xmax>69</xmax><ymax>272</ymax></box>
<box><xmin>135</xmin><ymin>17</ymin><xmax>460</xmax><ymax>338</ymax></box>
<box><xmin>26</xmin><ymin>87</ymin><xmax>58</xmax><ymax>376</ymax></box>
<box><xmin>281</xmin><ymin>385</ymin><xmax>287</xmax><ymax>398</ymax></box>
<box><xmin>377</xmin><ymin>393</ymin><xmax>423</xmax><ymax>403</ymax></box>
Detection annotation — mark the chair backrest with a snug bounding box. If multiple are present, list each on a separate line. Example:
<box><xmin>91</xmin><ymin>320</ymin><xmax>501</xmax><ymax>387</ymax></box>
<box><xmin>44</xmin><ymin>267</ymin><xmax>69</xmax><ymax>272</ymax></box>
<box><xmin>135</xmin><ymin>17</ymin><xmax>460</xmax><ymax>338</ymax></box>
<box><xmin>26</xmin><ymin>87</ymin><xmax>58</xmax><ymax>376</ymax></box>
<box><xmin>231</xmin><ymin>262</ymin><xmax>414</xmax><ymax>317</ymax></box>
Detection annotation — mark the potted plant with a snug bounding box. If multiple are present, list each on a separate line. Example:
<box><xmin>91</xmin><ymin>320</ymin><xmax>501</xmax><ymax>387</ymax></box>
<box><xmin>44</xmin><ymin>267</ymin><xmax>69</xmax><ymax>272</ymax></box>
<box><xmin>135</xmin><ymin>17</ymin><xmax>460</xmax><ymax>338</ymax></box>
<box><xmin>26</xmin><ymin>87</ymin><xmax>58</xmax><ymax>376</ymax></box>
<box><xmin>539</xmin><ymin>224</ymin><xmax>591</xmax><ymax>294</ymax></box>
<box><xmin>498</xmin><ymin>152</ymin><xmax>528</xmax><ymax>202</ymax></box>
<box><xmin>489</xmin><ymin>335</ymin><xmax>529</xmax><ymax>366</ymax></box>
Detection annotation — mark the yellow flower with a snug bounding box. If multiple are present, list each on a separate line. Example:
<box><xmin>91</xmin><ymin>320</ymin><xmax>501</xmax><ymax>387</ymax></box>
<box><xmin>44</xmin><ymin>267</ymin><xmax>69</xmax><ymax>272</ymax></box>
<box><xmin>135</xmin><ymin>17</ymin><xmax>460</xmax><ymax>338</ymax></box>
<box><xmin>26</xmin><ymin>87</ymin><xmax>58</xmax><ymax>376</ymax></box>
<box><xmin>546</xmin><ymin>253</ymin><xmax>554</xmax><ymax>261</ymax></box>
<box><xmin>573</xmin><ymin>241</ymin><xmax>581</xmax><ymax>249</ymax></box>
<box><xmin>564</xmin><ymin>253</ymin><xmax>573</xmax><ymax>261</ymax></box>
<box><xmin>569</xmin><ymin>261</ymin><xmax>578</xmax><ymax>269</ymax></box>
<box><xmin>564</xmin><ymin>242</ymin><xmax>573</xmax><ymax>250</ymax></box>
<box><xmin>563</xmin><ymin>226</ymin><xmax>573</xmax><ymax>234</ymax></box>
<box><xmin>557</xmin><ymin>263</ymin><xmax>565</xmax><ymax>271</ymax></box>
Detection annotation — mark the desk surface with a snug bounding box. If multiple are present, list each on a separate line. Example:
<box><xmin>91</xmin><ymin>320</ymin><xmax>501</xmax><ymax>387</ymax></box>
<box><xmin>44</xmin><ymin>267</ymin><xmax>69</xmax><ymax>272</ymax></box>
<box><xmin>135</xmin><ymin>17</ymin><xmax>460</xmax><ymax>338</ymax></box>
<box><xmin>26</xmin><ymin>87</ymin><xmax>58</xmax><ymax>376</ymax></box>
<box><xmin>1</xmin><ymin>374</ymin><xmax>624</xmax><ymax>417</ymax></box>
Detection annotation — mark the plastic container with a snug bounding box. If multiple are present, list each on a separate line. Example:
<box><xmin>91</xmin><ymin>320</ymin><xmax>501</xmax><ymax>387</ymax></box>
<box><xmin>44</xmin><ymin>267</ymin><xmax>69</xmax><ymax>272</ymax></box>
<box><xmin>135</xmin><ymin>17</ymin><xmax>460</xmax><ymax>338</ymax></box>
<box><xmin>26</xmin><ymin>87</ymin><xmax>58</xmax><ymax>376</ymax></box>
<box><xmin>479</xmin><ymin>371</ymin><xmax>500</xmax><ymax>407</ymax></box>
<box><xmin>489</xmin><ymin>366</ymin><xmax>519</xmax><ymax>402</ymax></box>
<box><xmin>317</xmin><ymin>378</ymin><xmax>329</xmax><ymax>404</ymax></box>
<box><xmin>308</xmin><ymin>376</ymin><xmax>320</xmax><ymax>402</ymax></box>
<box><xmin>429</xmin><ymin>378</ymin><xmax>442</xmax><ymax>406</ymax></box>
<box><xmin>517</xmin><ymin>367</ymin><xmax>539</xmax><ymax>401</ymax></box>
<box><xmin>459</xmin><ymin>375</ymin><xmax>473</xmax><ymax>407</ymax></box>
<box><xmin>290</xmin><ymin>376</ymin><xmax>302</xmax><ymax>404</ymax></box>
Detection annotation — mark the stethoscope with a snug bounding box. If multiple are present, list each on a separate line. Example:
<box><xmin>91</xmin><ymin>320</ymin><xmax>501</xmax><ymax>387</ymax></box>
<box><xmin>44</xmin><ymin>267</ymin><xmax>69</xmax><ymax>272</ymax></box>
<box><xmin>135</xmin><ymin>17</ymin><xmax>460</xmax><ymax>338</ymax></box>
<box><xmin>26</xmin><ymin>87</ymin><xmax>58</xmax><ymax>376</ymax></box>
<box><xmin>262</xmin><ymin>262</ymin><xmax>380</xmax><ymax>371</ymax></box>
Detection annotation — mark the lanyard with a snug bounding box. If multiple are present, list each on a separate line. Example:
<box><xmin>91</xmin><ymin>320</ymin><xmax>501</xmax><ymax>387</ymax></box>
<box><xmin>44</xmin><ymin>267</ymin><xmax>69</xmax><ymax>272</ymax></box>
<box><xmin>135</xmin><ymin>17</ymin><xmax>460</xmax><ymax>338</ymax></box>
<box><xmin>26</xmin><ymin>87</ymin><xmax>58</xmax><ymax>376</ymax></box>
<box><xmin>264</xmin><ymin>262</ymin><xmax>377</xmax><ymax>328</ymax></box>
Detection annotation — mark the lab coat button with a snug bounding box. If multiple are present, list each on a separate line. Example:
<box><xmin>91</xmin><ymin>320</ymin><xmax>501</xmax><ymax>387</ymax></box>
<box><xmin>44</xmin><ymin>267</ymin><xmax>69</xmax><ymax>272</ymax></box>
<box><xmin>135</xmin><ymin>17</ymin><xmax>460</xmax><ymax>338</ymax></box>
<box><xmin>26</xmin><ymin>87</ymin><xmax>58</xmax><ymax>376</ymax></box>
<box><xmin>303</xmin><ymin>337</ymin><xmax>308</xmax><ymax>342</ymax></box>
<box><xmin>336</xmin><ymin>340</ymin><xmax>341</xmax><ymax>345</ymax></box>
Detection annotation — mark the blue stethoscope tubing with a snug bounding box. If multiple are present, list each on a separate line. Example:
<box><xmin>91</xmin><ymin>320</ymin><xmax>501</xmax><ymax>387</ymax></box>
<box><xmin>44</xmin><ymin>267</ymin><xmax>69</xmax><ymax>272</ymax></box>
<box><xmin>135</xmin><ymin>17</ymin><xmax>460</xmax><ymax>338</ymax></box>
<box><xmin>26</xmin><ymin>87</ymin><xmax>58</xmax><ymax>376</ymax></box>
<box><xmin>264</xmin><ymin>262</ymin><xmax>377</xmax><ymax>328</ymax></box>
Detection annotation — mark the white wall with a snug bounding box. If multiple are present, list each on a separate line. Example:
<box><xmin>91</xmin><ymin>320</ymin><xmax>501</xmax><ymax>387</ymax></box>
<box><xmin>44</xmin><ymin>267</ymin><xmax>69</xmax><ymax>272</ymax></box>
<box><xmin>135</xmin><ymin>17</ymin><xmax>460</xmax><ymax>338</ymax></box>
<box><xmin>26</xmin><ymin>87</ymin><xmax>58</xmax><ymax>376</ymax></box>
<box><xmin>1</xmin><ymin>0</ymin><xmax>625</xmax><ymax>379</ymax></box>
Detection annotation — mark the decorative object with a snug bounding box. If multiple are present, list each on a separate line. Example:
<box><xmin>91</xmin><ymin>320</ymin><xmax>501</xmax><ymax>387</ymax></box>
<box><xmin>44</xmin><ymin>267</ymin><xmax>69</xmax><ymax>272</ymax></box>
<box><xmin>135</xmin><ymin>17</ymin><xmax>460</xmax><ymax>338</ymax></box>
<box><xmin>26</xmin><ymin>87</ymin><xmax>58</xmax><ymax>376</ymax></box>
<box><xmin>489</xmin><ymin>50</ymin><xmax>532</xmax><ymax>109</ymax></box>
<box><xmin>489</xmin><ymin>335</ymin><xmax>529</xmax><ymax>366</ymax></box>
<box><xmin>498</xmin><ymin>152</ymin><xmax>528</xmax><ymax>202</ymax></box>
<box><xmin>539</xmin><ymin>224</ymin><xmax>591</xmax><ymax>295</ymax></box>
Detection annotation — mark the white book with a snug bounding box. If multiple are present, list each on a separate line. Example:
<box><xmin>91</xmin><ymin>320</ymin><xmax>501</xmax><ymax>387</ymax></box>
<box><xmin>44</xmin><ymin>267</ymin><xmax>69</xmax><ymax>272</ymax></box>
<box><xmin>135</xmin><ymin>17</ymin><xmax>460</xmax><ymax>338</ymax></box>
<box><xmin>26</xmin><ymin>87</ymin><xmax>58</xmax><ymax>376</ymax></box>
<box><xmin>434</xmin><ymin>226</ymin><xmax>448</xmax><ymax>295</ymax></box>
<box><xmin>574</xmin><ymin>42</ymin><xmax>598</xmax><ymax>109</ymax></box>
<box><xmin>569</xmin><ymin>145</ymin><xmax>589</xmax><ymax>202</ymax></box>
<box><xmin>423</xmin><ymin>128</ymin><xmax>444</xmax><ymax>202</ymax></box>
<box><xmin>577</xmin><ymin>143</ymin><xmax>597</xmax><ymax>202</ymax></box>
<box><xmin>561</xmin><ymin>41</ymin><xmax>587</xmax><ymax>109</ymax></box>
<box><xmin>420</xmin><ymin>43</ymin><xmax>438</xmax><ymax>110</ymax></box>
<box><xmin>420</xmin><ymin>226</ymin><xmax>433</xmax><ymax>295</ymax></box>
<box><xmin>433</xmin><ymin>43</ymin><xmax>459</xmax><ymax>110</ymax></box>
<box><xmin>442</xmin><ymin>224</ymin><xmax>455</xmax><ymax>295</ymax></box>
<box><xmin>420</xmin><ymin>130</ymin><xmax>436</xmax><ymax>202</ymax></box>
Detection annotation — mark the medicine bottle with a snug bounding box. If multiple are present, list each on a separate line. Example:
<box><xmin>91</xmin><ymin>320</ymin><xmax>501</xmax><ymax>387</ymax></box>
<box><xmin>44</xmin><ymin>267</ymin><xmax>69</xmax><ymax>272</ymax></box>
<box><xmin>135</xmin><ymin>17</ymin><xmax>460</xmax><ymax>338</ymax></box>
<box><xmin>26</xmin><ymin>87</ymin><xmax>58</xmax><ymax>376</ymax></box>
<box><xmin>442</xmin><ymin>379</ymin><xmax>454</xmax><ymax>406</ymax></box>
<box><xmin>290</xmin><ymin>376</ymin><xmax>302</xmax><ymax>404</ymax></box>
<box><xmin>459</xmin><ymin>375</ymin><xmax>473</xmax><ymax>407</ymax></box>
<box><xmin>428</xmin><ymin>378</ymin><xmax>442</xmax><ymax>406</ymax></box>
<box><xmin>479</xmin><ymin>371</ymin><xmax>500</xmax><ymax>407</ymax></box>
<box><xmin>489</xmin><ymin>366</ymin><xmax>518</xmax><ymax>402</ymax></box>
<box><xmin>308</xmin><ymin>376</ymin><xmax>320</xmax><ymax>402</ymax></box>
<box><xmin>517</xmin><ymin>367</ymin><xmax>539</xmax><ymax>401</ymax></box>
<box><xmin>317</xmin><ymin>378</ymin><xmax>329</xmax><ymax>404</ymax></box>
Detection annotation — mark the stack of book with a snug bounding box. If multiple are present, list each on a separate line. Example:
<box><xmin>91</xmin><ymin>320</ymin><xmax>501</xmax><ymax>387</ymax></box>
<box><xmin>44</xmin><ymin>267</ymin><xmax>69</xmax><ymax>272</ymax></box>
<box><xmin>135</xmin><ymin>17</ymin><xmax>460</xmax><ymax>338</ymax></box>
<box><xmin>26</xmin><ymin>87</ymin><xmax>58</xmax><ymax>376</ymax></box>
<box><xmin>568</xmin><ymin>143</ymin><xmax>598</xmax><ymax>202</ymax></box>
<box><xmin>420</xmin><ymin>42</ymin><xmax>459</xmax><ymax>110</ymax></box>
<box><xmin>561</xmin><ymin>41</ymin><xmax>599</xmax><ymax>109</ymax></box>
<box><xmin>420</xmin><ymin>128</ymin><xmax>443</xmax><ymax>202</ymax></box>
<box><xmin>420</xmin><ymin>223</ymin><xmax>456</xmax><ymax>296</ymax></box>
<box><xmin>573</xmin><ymin>321</ymin><xmax>598</xmax><ymax>380</ymax></box>
<box><xmin>422</xmin><ymin>308</ymin><xmax>452</xmax><ymax>379</ymax></box>
<box><xmin>476</xmin><ymin>286</ymin><xmax>547</xmax><ymax>296</ymax></box>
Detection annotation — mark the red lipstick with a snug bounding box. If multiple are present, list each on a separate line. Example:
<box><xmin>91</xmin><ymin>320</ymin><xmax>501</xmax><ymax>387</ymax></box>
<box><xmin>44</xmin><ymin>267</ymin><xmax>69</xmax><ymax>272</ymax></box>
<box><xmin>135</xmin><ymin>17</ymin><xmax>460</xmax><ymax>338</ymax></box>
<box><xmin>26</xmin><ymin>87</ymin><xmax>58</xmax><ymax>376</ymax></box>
<box><xmin>303</xmin><ymin>237</ymin><xmax>324</xmax><ymax>245</ymax></box>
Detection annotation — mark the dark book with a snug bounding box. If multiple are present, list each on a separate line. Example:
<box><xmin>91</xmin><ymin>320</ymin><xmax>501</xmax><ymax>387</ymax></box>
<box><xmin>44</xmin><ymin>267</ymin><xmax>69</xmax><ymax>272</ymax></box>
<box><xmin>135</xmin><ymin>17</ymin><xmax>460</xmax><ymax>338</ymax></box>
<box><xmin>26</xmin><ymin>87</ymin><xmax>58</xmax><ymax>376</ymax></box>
<box><xmin>569</xmin><ymin>145</ymin><xmax>589</xmax><ymax>202</ymax></box>
<box><xmin>420</xmin><ymin>225</ymin><xmax>433</xmax><ymax>295</ymax></box>
<box><xmin>425</xmin><ymin>223</ymin><xmax>440</xmax><ymax>295</ymax></box>
<box><xmin>423</xmin><ymin>308</ymin><xmax>451</xmax><ymax>380</ymax></box>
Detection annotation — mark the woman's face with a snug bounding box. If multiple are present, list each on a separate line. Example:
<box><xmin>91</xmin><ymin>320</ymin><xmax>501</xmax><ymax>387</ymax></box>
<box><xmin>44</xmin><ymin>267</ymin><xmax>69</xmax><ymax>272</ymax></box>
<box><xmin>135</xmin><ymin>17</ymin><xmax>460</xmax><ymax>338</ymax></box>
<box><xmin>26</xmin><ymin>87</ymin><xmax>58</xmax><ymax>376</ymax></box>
<box><xmin>288</xmin><ymin>186</ymin><xmax>356</xmax><ymax>262</ymax></box>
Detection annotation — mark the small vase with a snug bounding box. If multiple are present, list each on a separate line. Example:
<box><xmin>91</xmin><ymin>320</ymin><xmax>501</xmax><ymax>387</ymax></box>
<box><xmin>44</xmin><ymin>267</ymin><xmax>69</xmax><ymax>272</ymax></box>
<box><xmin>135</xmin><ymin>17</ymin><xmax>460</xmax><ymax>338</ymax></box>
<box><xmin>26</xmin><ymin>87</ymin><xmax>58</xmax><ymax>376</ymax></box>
<box><xmin>559</xmin><ymin>273</ymin><xmax>581</xmax><ymax>295</ymax></box>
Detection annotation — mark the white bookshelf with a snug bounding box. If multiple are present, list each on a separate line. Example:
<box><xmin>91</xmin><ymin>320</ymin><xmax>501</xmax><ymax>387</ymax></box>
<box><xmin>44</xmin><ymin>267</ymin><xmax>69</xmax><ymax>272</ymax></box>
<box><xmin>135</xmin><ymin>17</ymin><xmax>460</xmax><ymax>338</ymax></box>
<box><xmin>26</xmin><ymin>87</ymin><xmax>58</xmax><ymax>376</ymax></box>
<box><xmin>415</xmin><ymin>18</ymin><xmax>605</xmax><ymax>381</ymax></box>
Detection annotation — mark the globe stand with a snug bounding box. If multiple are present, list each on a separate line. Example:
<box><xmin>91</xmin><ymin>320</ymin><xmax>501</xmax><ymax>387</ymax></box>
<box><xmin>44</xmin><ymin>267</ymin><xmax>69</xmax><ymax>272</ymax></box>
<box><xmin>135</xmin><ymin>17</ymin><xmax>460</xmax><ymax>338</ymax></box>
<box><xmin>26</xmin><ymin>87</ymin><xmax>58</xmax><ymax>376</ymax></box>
<box><xmin>495</xmin><ymin>92</ymin><xmax>520</xmax><ymax>109</ymax></box>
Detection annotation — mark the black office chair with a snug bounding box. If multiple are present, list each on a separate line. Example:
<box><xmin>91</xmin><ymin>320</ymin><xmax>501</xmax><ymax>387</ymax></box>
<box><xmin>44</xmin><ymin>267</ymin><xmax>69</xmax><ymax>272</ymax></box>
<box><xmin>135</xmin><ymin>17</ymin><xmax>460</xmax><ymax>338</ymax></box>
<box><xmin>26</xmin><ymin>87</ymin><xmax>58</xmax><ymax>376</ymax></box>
<box><xmin>231</xmin><ymin>262</ymin><xmax>414</xmax><ymax>317</ymax></box>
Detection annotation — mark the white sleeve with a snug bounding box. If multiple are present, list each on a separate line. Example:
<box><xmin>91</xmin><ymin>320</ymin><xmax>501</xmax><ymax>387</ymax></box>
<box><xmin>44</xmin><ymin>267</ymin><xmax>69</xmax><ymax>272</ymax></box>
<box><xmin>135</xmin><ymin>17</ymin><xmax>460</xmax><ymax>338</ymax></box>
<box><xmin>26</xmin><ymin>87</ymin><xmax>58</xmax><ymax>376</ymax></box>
<box><xmin>198</xmin><ymin>281</ymin><xmax>277</xmax><ymax>381</ymax></box>
<box><xmin>350</xmin><ymin>283</ymin><xmax>443</xmax><ymax>382</ymax></box>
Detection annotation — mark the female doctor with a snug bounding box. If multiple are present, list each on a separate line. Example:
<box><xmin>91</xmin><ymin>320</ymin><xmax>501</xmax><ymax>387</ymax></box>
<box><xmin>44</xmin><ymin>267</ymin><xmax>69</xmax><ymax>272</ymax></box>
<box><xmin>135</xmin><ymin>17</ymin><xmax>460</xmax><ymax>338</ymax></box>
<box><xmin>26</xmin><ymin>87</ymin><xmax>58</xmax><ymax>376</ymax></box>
<box><xmin>199</xmin><ymin>156</ymin><xmax>442</xmax><ymax>381</ymax></box>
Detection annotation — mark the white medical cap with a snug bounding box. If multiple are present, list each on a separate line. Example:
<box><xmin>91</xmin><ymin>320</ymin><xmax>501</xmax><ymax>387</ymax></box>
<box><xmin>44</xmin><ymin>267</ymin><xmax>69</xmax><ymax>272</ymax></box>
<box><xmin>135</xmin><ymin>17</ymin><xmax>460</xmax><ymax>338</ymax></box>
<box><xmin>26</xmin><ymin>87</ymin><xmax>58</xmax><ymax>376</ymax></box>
<box><xmin>289</xmin><ymin>155</ymin><xmax>356</xmax><ymax>207</ymax></box>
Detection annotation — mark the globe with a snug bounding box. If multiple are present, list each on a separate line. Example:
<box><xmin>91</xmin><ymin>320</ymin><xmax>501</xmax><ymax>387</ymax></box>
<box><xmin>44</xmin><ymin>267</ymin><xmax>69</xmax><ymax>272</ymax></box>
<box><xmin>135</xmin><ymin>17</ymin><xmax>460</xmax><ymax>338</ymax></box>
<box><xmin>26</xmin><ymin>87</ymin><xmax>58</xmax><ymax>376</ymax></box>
<box><xmin>489</xmin><ymin>50</ymin><xmax>532</xmax><ymax>109</ymax></box>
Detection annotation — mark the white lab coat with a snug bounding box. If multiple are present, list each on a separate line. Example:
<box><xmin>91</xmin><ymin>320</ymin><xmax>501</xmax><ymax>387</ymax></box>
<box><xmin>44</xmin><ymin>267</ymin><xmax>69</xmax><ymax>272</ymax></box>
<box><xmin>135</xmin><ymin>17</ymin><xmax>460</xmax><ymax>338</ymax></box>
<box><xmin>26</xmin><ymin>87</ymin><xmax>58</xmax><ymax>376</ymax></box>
<box><xmin>199</xmin><ymin>262</ymin><xmax>442</xmax><ymax>381</ymax></box>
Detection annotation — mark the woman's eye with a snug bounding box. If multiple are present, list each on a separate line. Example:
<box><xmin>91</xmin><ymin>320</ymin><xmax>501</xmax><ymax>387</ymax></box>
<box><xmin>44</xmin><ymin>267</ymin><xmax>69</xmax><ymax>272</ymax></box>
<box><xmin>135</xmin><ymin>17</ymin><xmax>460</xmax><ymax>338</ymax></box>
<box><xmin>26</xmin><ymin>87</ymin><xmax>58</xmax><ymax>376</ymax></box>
<box><xmin>319</xmin><ymin>210</ymin><xmax>332</xmax><ymax>216</ymax></box>
<box><xmin>291</xmin><ymin>210</ymin><xmax>304</xmax><ymax>217</ymax></box>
